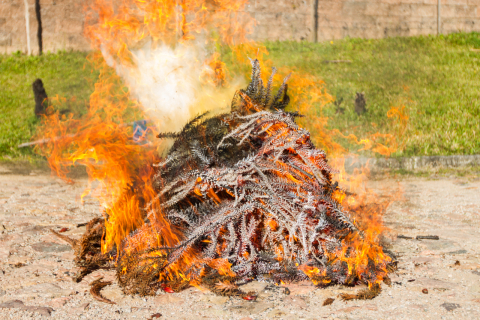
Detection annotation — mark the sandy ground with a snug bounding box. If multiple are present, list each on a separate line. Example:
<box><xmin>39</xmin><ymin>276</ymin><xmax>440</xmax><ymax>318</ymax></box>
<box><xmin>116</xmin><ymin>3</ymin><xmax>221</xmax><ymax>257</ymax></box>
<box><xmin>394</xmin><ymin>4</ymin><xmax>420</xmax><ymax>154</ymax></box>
<box><xmin>0</xmin><ymin>173</ymin><xmax>479</xmax><ymax>319</ymax></box>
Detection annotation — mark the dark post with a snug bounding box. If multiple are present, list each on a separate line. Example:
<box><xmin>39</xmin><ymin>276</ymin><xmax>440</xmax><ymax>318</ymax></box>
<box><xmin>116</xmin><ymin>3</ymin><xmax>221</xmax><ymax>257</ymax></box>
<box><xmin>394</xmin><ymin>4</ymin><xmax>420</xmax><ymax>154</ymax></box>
<box><xmin>354</xmin><ymin>92</ymin><xmax>367</xmax><ymax>115</ymax></box>
<box><xmin>33</xmin><ymin>79</ymin><xmax>48</xmax><ymax>118</ymax></box>
<box><xmin>314</xmin><ymin>0</ymin><xmax>319</xmax><ymax>43</ymax></box>
<box><xmin>35</xmin><ymin>0</ymin><xmax>43</xmax><ymax>55</ymax></box>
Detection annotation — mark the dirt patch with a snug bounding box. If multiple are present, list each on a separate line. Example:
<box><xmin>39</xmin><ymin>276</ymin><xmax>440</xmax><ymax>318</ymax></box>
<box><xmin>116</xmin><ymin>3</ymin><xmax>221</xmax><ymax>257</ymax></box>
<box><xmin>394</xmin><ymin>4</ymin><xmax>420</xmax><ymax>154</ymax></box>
<box><xmin>0</xmin><ymin>175</ymin><xmax>479</xmax><ymax>319</ymax></box>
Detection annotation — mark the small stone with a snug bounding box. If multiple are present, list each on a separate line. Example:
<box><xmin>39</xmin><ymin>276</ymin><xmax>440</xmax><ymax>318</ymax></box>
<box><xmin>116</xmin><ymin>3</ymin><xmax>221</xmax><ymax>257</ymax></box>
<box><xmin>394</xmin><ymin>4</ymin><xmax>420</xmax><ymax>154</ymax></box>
<box><xmin>440</xmin><ymin>302</ymin><xmax>460</xmax><ymax>311</ymax></box>
<box><xmin>31</xmin><ymin>242</ymin><xmax>71</xmax><ymax>253</ymax></box>
<box><xmin>422</xmin><ymin>288</ymin><xmax>428</xmax><ymax>294</ymax></box>
<box><xmin>323</xmin><ymin>298</ymin><xmax>335</xmax><ymax>306</ymax></box>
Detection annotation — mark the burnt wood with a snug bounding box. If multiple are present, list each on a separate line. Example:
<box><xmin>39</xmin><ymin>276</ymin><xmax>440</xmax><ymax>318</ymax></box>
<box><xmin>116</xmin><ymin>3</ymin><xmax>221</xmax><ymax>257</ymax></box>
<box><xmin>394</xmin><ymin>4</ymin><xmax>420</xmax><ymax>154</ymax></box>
<box><xmin>32</xmin><ymin>78</ymin><xmax>48</xmax><ymax>118</ymax></box>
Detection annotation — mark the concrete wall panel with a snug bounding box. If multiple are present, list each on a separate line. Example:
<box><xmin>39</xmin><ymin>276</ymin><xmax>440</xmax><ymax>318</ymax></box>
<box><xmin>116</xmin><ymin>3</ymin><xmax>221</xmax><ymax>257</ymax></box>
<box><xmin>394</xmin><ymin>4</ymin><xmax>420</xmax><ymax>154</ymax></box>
<box><xmin>1</xmin><ymin>0</ymin><xmax>480</xmax><ymax>53</ymax></box>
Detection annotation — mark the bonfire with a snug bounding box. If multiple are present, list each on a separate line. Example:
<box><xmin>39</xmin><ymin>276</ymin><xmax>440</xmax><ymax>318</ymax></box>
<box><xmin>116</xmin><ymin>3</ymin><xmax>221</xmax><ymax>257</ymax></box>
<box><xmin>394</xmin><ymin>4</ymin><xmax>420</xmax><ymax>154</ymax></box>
<box><xmin>52</xmin><ymin>59</ymin><xmax>396</xmax><ymax>302</ymax></box>
<box><xmin>40</xmin><ymin>0</ymin><xmax>398</xmax><ymax>304</ymax></box>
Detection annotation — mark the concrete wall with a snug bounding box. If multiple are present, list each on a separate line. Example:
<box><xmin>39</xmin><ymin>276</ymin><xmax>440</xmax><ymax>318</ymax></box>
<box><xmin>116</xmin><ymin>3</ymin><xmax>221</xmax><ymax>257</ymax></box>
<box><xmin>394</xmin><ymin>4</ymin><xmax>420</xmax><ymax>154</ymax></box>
<box><xmin>0</xmin><ymin>0</ymin><xmax>88</xmax><ymax>54</ymax></box>
<box><xmin>314</xmin><ymin>0</ymin><xmax>480</xmax><ymax>41</ymax></box>
<box><xmin>252</xmin><ymin>0</ymin><xmax>480</xmax><ymax>41</ymax></box>
<box><xmin>248</xmin><ymin>0</ymin><xmax>314</xmax><ymax>41</ymax></box>
<box><xmin>1</xmin><ymin>0</ymin><xmax>479</xmax><ymax>54</ymax></box>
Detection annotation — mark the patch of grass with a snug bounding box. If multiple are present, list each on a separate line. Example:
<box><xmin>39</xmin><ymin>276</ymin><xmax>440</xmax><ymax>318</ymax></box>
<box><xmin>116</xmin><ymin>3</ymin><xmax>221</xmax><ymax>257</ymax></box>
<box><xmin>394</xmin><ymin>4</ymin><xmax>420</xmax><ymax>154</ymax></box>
<box><xmin>0</xmin><ymin>50</ymin><xmax>98</xmax><ymax>160</ymax></box>
<box><xmin>1</xmin><ymin>33</ymin><xmax>479</xmax><ymax>160</ymax></box>
<box><xmin>263</xmin><ymin>32</ymin><xmax>480</xmax><ymax>157</ymax></box>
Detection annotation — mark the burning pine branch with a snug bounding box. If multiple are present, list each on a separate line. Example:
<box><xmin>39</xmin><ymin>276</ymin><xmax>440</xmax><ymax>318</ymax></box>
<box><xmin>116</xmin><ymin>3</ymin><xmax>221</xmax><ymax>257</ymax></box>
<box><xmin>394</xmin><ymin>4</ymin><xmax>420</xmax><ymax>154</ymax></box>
<box><xmin>53</xmin><ymin>60</ymin><xmax>396</xmax><ymax>299</ymax></box>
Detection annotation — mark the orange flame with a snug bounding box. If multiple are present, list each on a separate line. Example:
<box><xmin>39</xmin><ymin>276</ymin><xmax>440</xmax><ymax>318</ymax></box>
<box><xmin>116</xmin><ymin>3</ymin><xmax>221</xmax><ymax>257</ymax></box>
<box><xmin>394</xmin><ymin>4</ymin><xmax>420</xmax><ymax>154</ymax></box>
<box><xmin>35</xmin><ymin>0</ymin><xmax>404</xmax><ymax>287</ymax></box>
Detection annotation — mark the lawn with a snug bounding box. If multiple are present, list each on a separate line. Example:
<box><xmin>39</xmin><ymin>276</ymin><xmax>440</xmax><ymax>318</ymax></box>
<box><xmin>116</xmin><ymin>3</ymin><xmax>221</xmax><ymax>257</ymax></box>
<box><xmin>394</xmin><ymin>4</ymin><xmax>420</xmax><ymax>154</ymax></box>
<box><xmin>263</xmin><ymin>33</ymin><xmax>480</xmax><ymax>157</ymax></box>
<box><xmin>0</xmin><ymin>51</ymin><xmax>98</xmax><ymax>160</ymax></box>
<box><xmin>1</xmin><ymin>33</ymin><xmax>479</xmax><ymax>160</ymax></box>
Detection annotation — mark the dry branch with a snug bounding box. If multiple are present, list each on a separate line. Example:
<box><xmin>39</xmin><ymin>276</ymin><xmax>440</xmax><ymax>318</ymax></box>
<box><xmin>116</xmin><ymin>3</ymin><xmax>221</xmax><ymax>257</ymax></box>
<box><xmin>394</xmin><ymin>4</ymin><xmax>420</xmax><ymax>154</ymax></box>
<box><xmin>90</xmin><ymin>277</ymin><xmax>115</xmax><ymax>304</ymax></box>
<box><xmin>339</xmin><ymin>284</ymin><xmax>381</xmax><ymax>301</ymax></box>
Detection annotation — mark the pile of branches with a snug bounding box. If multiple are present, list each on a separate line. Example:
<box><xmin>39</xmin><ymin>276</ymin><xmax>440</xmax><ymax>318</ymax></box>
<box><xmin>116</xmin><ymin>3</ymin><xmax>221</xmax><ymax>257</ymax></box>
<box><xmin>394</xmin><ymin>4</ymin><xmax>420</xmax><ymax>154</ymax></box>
<box><xmin>116</xmin><ymin>60</ymin><xmax>396</xmax><ymax>296</ymax></box>
<box><xmin>54</xmin><ymin>60</ymin><xmax>396</xmax><ymax>300</ymax></box>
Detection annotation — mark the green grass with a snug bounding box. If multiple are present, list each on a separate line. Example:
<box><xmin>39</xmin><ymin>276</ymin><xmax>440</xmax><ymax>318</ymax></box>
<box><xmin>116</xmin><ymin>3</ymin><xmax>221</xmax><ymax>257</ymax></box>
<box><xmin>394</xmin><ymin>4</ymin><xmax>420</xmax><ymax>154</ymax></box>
<box><xmin>0</xmin><ymin>51</ymin><xmax>98</xmax><ymax>160</ymax></box>
<box><xmin>262</xmin><ymin>32</ymin><xmax>480</xmax><ymax>156</ymax></box>
<box><xmin>1</xmin><ymin>33</ymin><xmax>480</xmax><ymax>159</ymax></box>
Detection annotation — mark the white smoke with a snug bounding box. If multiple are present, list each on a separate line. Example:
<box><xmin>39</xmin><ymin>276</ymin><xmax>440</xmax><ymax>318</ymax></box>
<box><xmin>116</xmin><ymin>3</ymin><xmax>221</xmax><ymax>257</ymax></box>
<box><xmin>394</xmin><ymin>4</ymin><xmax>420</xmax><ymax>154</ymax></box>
<box><xmin>101</xmin><ymin>40</ymin><xmax>239</xmax><ymax>134</ymax></box>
